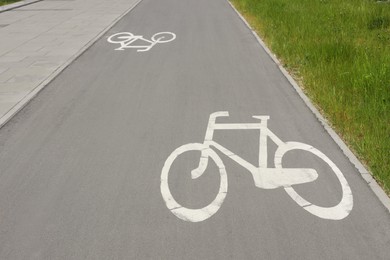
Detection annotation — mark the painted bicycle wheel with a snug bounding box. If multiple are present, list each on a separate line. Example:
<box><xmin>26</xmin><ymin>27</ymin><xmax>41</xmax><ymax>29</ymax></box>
<box><xmin>107</xmin><ymin>32</ymin><xmax>134</xmax><ymax>44</ymax></box>
<box><xmin>151</xmin><ymin>32</ymin><xmax>176</xmax><ymax>43</ymax></box>
<box><xmin>160</xmin><ymin>143</ymin><xmax>227</xmax><ymax>222</ymax></box>
<box><xmin>274</xmin><ymin>142</ymin><xmax>353</xmax><ymax>220</ymax></box>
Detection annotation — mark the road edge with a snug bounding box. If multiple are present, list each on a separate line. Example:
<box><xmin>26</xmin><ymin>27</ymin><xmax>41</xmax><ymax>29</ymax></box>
<box><xmin>227</xmin><ymin>1</ymin><xmax>390</xmax><ymax>212</ymax></box>
<box><xmin>0</xmin><ymin>0</ymin><xmax>143</xmax><ymax>129</ymax></box>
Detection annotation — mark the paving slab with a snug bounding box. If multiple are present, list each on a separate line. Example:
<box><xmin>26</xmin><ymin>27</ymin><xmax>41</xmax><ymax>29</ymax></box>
<box><xmin>0</xmin><ymin>0</ymin><xmax>42</xmax><ymax>13</ymax></box>
<box><xmin>0</xmin><ymin>0</ymin><xmax>141</xmax><ymax>127</ymax></box>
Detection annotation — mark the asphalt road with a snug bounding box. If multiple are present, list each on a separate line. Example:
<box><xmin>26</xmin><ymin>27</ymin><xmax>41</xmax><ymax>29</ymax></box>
<box><xmin>0</xmin><ymin>0</ymin><xmax>389</xmax><ymax>259</ymax></box>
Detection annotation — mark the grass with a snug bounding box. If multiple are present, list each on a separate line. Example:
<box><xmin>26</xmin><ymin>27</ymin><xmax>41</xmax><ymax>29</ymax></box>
<box><xmin>231</xmin><ymin>0</ymin><xmax>390</xmax><ymax>194</ymax></box>
<box><xmin>0</xmin><ymin>0</ymin><xmax>21</xmax><ymax>7</ymax></box>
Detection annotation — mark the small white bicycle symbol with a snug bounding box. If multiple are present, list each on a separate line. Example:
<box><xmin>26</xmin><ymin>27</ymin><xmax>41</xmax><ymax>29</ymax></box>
<box><xmin>160</xmin><ymin>112</ymin><xmax>353</xmax><ymax>222</ymax></box>
<box><xmin>107</xmin><ymin>32</ymin><xmax>176</xmax><ymax>52</ymax></box>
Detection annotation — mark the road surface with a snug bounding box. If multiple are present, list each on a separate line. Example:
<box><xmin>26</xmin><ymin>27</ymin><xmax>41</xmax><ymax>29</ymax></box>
<box><xmin>0</xmin><ymin>0</ymin><xmax>389</xmax><ymax>258</ymax></box>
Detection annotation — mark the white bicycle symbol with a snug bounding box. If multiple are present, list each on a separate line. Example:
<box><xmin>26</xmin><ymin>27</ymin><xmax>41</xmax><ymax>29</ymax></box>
<box><xmin>161</xmin><ymin>112</ymin><xmax>353</xmax><ymax>222</ymax></box>
<box><xmin>107</xmin><ymin>32</ymin><xmax>176</xmax><ymax>52</ymax></box>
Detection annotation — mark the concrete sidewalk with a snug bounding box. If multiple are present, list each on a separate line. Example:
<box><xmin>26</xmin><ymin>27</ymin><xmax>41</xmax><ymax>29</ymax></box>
<box><xmin>0</xmin><ymin>0</ymin><xmax>140</xmax><ymax>127</ymax></box>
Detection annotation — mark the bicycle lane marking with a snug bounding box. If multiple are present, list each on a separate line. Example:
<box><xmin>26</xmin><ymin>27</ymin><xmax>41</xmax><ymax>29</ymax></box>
<box><xmin>160</xmin><ymin>111</ymin><xmax>353</xmax><ymax>222</ymax></box>
<box><xmin>107</xmin><ymin>31</ymin><xmax>176</xmax><ymax>52</ymax></box>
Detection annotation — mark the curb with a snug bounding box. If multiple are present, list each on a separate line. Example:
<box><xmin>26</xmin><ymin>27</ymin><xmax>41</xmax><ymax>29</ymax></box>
<box><xmin>227</xmin><ymin>1</ymin><xmax>390</xmax><ymax>212</ymax></box>
<box><xmin>0</xmin><ymin>0</ymin><xmax>42</xmax><ymax>13</ymax></box>
<box><xmin>0</xmin><ymin>0</ymin><xmax>143</xmax><ymax>129</ymax></box>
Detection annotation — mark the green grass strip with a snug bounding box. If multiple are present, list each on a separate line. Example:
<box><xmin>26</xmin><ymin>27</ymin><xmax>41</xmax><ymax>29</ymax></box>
<box><xmin>231</xmin><ymin>0</ymin><xmax>390</xmax><ymax>194</ymax></box>
<box><xmin>0</xmin><ymin>0</ymin><xmax>21</xmax><ymax>7</ymax></box>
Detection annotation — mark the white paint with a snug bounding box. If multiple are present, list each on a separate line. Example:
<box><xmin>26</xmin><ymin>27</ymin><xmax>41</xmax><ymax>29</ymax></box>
<box><xmin>160</xmin><ymin>112</ymin><xmax>353</xmax><ymax>222</ymax></box>
<box><xmin>274</xmin><ymin>142</ymin><xmax>353</xmax><ymax>220</ymax></box>
<box><xmin>107</xmin><ymin>32</ymin><xmax>176</xmax><ymax>52</ymax></box>
<box><xmin>160</xmin><ymin>143</ymin><xmax>227</xmax><ymax>222</ymax></box>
